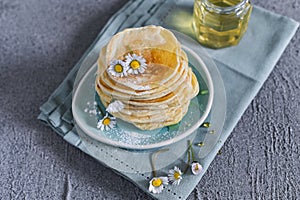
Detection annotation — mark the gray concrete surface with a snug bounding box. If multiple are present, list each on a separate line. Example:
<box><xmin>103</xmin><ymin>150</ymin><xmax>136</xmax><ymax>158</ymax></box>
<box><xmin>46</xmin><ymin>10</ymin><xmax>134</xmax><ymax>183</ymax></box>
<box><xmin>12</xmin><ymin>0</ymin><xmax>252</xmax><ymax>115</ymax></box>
<box><xmin>0</xmin><ymin>0</ymin><xmax>299</xmax><ymax>199</ymax></box>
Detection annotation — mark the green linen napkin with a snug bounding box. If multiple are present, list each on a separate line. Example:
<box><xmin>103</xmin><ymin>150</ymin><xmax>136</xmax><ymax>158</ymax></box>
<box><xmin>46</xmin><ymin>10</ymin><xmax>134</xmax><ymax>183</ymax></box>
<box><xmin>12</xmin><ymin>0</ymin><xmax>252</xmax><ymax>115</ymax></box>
<box><xmin>38</xmin><ymin>0</ymin><xmax>299</xmax><ymax>199</ymax></box>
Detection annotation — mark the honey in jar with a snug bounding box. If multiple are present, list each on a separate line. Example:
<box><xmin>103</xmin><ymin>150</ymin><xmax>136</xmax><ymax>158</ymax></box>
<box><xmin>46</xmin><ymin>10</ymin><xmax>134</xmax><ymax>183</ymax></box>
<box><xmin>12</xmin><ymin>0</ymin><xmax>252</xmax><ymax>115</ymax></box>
<box><xmin>193</xmin><ymin>0</ymin><xmax>252</xmax><ymax>48</ymax></box>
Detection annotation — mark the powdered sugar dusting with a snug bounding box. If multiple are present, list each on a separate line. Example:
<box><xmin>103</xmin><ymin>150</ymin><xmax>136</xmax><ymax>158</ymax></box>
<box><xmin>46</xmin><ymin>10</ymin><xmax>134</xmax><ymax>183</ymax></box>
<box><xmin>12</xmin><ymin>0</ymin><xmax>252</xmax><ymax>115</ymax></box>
<box><xmin>84</xmin><ymin>101</ymin><xmax>101</xmax><ymax>116</ymax></box>
<box><xmin>135</xmin><ymin>85</ymin><xmax>151</xmax><ymax>91</ymax></box>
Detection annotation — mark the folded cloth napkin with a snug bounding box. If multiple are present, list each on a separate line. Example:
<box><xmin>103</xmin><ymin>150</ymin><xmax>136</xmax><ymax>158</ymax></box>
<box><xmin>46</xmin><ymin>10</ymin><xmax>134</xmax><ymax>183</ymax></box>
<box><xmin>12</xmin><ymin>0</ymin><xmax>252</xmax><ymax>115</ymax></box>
<box><xmin>38</xmin><ymin>0</ymin><xmax>299</xmax><ymax>199</ymax></box>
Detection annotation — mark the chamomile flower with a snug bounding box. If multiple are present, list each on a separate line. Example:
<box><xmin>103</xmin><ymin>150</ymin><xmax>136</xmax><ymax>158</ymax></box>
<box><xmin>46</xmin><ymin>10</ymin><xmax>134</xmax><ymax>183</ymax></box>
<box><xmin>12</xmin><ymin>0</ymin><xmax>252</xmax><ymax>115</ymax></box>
<box><xmin>125</xmin><ymin>53</ymin><xmax>147</xmax><ymax>74</ymax></box>
<box><xmin>168</xmin><ymin>166</ymin><xmax>183</xmax><ymax>185</ymax></box>
<box><xmin>107</xmin><ymin>60</ymin><xmax>128</xmax><ymax>77</ymax></box>
<box><xmin>191</xmin><ymin>161</ymin><xmax>203</xmax><ymax>175</ymax></box>
<box><xmin>149</xmin><ymin>177</ymin><xmax>168</xmax><ymax>194</ymax></box>
<box><xmin>97</xmin><ymin>113</ymin><xmax>116</xmax><ymax>131</ymax></box>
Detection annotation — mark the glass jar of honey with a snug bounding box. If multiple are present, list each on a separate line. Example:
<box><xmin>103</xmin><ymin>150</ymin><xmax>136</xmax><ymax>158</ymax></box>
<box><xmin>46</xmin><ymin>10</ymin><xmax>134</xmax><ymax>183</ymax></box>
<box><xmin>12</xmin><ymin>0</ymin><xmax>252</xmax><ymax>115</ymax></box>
<box><xmin>193</xmin><ymin>0</ymin><xmax>252</xmax><ymax>48</ymax></box>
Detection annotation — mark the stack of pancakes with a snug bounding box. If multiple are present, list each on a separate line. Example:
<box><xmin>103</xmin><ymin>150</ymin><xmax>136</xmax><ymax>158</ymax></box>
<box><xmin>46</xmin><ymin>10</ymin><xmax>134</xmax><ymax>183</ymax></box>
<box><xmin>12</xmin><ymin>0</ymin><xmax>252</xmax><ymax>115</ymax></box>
<box><xmin>95</xmin><ymin>26</ymin><xmax>199</xmax><ymax>130</ymax></box>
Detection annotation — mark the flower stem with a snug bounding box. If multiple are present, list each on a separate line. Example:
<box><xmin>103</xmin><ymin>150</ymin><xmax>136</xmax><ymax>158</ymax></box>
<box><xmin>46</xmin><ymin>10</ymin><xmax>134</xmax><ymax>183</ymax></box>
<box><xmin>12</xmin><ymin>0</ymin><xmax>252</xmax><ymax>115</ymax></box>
<box><xmin>190</xmin><ymin>141</ymin><xmax>195</xmax><ymax>161</ymax></box>
<box><xmin>151</xmin><ymin>148</ymin><xmax>169</xmax><ymax>177</ymax></box>
<box><xmin>184</xmin><ymin>140</ymin><xmax>193</xmax><ymax>173</ymax></box>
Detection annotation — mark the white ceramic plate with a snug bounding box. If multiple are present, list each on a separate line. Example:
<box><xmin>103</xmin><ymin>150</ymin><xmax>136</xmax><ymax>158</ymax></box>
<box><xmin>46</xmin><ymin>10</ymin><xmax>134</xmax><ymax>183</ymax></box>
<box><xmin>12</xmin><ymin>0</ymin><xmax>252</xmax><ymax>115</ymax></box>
<box><xmin>72</xmin><ymin>33</ymin><xmax>214</xmax><ymax>150</ymax></box>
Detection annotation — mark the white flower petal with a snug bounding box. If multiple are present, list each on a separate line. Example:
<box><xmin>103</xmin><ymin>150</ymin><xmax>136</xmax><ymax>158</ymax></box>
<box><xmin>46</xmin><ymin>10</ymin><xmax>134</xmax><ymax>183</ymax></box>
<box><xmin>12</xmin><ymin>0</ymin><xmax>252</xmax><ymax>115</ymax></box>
<box><xmin>139</xmin><ymin>68</ymin><xmax>145</xmax><ymax>73</ymax></box>
<box><xmin>148</xmin><ymin>184</ymin><xmax>155</xmax><ymax>193</ymax></box>
<box><xmin>111</xmin><ymin>122</ymin><xmax>117</xmax><ymax>127</ymax></box>
<box><xmin>155</xmin><ymin>186</ymin><xmax>163</xmax><ymax>194</ymax></box>
<box><xmin>96</xmin><ymin>121</ymin><xmax>101</xmax><ymax>129</ymax></box>
<box><xmin>100</xmin><ymin>126</ymin><xmax>104</xmax><ymax>131</ymax></box>
<box><xmin>172</xmin><ymin>179</ymin><xmax>180</xmax><ymax>185</ymax></box>
<box><xmin>160</xmin><ymin>177</ymin><xmax>169</xmax><ymax>185</ymax></box>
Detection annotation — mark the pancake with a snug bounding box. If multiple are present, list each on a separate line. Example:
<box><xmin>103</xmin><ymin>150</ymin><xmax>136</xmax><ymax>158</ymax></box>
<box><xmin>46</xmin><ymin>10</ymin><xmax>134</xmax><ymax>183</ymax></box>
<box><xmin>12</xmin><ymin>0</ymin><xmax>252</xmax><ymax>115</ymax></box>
<box><xmin>98</xmin><ymin>48</ymin><xmax>188</xmax><ymax>97</ymax></box>
<box><xmin>95</xmin><ymin>25</ymin><xmax>199</xmax><ymax>130</ymax></box>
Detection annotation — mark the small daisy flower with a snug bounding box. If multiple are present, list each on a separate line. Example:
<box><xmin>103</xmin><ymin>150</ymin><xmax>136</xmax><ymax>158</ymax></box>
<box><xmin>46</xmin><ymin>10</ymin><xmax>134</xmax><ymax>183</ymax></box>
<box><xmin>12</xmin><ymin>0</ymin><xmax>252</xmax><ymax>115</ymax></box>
<box><xmin>106</xmin><ymin>100</ymin><xmax>124</xmax><ymax>113</ymax></box>
<box><xmin>168</xmin><ymin>166</ymin><xmax>183</xmax><ymax>185</ymax></box>
<box><xmin>125</xmin><ymin>53</ymin><xmax>147</xmax><ymax>74</ymax></box>
<box><xmin>191</xmin><ymin>161</ymin><xmax>203</xmax><ymax>175</ymax></box>
<box><xmin>97</xmin><ymin>113</ymin><xmax>116</xmax><ymax>131</ymax></box>
<box><xmin>107</xmin><ymin>60</ymin><xmax>128</xmax><ymax>77</ymax></box>
<box><xmin>149</xmin><ymin>177</ymin><xmax>168</xmax><ymax>194</ymax></box>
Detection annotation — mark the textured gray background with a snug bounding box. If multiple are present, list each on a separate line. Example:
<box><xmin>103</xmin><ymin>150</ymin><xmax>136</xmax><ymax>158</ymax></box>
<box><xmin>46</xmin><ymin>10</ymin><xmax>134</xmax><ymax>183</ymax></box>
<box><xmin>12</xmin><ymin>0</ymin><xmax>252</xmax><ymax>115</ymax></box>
<box><xmin>0</xmin><ymin>0</ymin><xmax>299</xmax><ymax>199</ymax></box>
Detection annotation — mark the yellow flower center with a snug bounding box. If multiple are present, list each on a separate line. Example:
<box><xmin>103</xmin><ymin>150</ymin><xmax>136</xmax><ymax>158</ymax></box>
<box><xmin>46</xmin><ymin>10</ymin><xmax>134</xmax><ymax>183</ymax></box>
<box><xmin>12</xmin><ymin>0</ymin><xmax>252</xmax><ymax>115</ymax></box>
<box><xmin>130</xmin><ymin>60</ymin><xmax>140</xmax><ymax>69</ymax></box>
<box><xmin>102</xmin><ymin>118</ymin><xmax>111</xmax><ymax>125</ymax></box>
<box><xmin>114</xmin><ymin>64</ymin><xmax>123</xmax><ymax>73</ymax></box>
<box><xmin>174</xmin><ymin>172</ymin><xmax>181</xmax><ymax>180</ymax></box>
<box><xmin>152</xmin><ymin>178</ymin><xmax>162</xmax><ymax>187</ymax></box>
<box><xmin>195</xmin><ymin>164</ymin><xmax>199</xmax><ymax>171</ymax></box>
